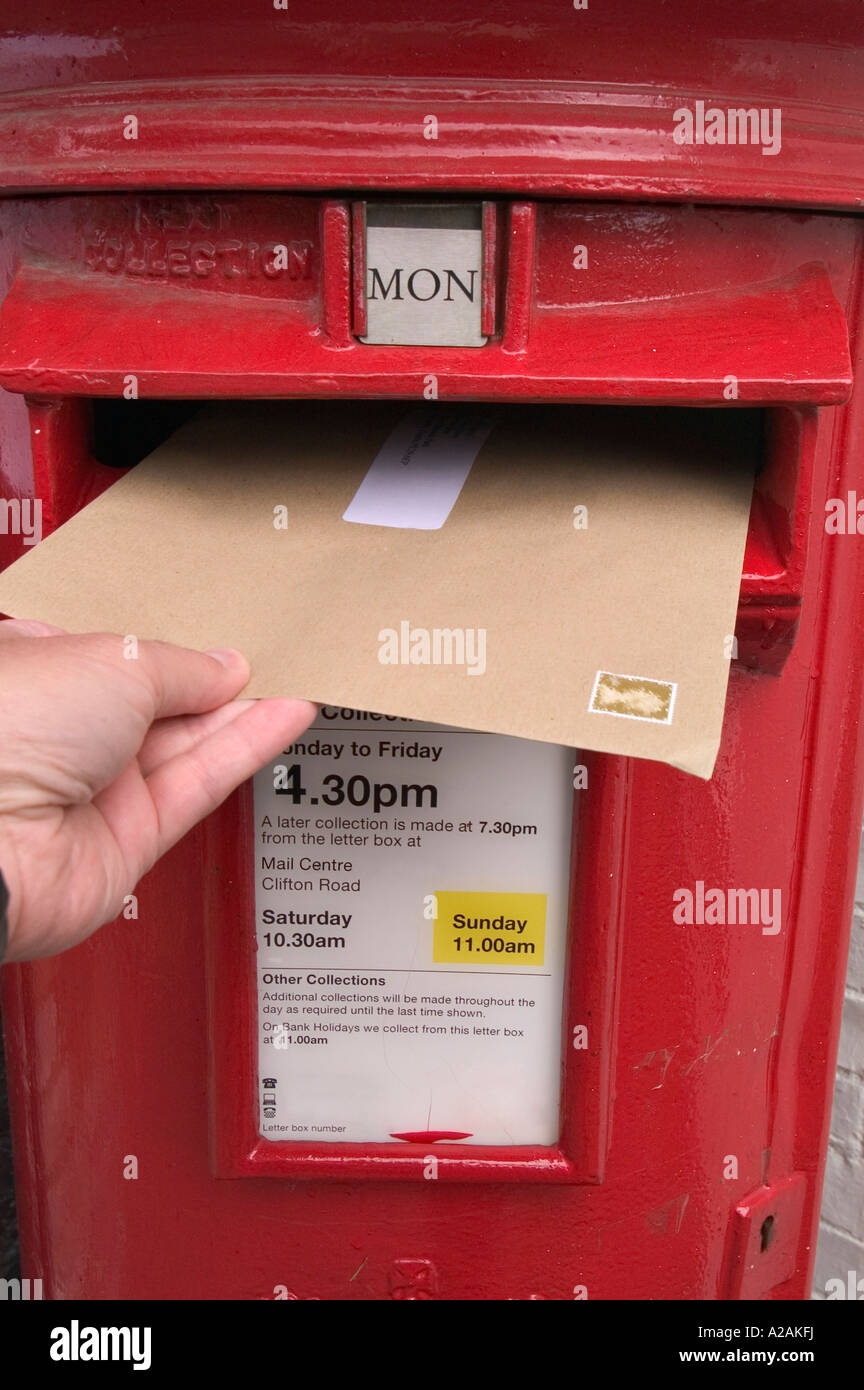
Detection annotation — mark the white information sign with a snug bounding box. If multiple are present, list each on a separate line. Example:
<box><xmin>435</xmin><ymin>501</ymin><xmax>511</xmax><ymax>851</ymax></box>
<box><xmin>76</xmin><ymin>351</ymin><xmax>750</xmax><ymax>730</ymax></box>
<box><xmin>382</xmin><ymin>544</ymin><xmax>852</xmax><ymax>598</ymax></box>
<box><xmin>255</xmin><ymin>709</ymin><xmax>573</xmax><ymax>1146</ymax></box>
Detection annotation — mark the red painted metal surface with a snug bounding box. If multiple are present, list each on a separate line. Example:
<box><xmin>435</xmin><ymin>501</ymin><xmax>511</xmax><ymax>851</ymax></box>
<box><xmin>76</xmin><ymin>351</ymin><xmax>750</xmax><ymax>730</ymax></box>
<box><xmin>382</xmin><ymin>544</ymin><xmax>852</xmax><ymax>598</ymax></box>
<box><xmin>0</xmin><ymin>199</ymin><xmax>852</xmax><ymax>403</ymax></box>
<box><xmin>0</xmin><ymin>5</ymin><xmax>863</xmax><ymax>1300</ymax></box>
<box><xmin>0</xmin><ymin>3</ymin><xmax>862</xmax><ymax>206</ymax></box>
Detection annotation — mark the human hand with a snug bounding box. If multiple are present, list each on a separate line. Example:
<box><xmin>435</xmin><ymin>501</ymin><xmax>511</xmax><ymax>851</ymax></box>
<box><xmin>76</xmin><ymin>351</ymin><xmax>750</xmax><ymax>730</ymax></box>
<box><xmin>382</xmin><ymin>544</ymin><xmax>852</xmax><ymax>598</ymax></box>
<box><xmin>0</xmin><ymin>620</ymin><xmax>316</xmax><ymax>961</ymax></box>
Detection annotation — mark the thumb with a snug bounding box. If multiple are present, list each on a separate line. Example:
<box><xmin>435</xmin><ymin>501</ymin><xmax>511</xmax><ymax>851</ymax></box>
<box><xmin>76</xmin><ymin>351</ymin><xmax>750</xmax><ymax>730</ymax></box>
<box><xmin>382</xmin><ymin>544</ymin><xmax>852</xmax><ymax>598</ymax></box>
<box><xmin>142</xmin><ymin>696</ymin><xmax>317</xmax><ymax>858</ymax></box>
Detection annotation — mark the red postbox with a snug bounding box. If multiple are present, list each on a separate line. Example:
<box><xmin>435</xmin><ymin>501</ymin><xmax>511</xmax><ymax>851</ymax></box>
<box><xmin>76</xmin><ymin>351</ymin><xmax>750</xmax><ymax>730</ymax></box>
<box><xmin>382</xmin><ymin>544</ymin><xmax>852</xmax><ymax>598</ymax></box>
<box><xmin>0</xmin><ymin>4</ymin><xmax>863</xmax><ymax>1302</ymax></box>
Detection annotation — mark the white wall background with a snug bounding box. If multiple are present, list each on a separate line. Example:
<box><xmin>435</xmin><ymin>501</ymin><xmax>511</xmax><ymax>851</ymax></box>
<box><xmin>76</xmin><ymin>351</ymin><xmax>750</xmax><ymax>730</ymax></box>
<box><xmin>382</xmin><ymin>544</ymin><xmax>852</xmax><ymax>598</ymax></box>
<box><xmin>813</xmin><ymin>832</ymin><xmax>864</xmax><ymax>1296</ymax></box>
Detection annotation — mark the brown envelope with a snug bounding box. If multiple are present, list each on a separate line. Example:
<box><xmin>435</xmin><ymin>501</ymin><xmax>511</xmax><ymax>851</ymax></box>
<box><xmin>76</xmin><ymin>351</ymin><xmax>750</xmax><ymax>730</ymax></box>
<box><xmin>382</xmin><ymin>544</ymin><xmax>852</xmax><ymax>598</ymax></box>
<box><xmin>0</xmin><ymin>400</ymin><xmax>756</xmax><ymax>778</ymax></box>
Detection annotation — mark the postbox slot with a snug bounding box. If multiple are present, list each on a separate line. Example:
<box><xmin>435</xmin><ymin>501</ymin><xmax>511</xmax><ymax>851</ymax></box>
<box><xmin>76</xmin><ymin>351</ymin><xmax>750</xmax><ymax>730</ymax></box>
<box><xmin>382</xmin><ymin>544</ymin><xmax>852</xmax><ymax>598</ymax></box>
<box><xmin>91</xmin><ymin>398</ymin><xmax>204</xmax><ymax>470</ymax></box>
<box><xmin>21</xmin><ymin>391</ymin><xmax>809</xmax><ymax>674</ymax></box>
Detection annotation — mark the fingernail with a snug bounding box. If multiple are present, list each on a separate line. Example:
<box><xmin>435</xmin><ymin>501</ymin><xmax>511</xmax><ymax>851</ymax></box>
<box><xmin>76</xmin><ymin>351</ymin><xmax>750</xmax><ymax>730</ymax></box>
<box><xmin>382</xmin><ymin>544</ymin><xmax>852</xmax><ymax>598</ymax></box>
<box><xmin>205</xmin><ymin>647</ymin><xmax>248</xmax><ymax>670</ymax></box>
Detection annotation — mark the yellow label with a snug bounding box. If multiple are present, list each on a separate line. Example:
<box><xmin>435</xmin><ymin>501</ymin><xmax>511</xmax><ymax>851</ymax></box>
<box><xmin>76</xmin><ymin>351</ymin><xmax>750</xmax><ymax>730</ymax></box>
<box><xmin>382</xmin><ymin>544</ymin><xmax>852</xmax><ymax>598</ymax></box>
<box><xmin>432</xmin><ymin>891</ymin><xmax>547</xmax><ymax>966</ymax></box>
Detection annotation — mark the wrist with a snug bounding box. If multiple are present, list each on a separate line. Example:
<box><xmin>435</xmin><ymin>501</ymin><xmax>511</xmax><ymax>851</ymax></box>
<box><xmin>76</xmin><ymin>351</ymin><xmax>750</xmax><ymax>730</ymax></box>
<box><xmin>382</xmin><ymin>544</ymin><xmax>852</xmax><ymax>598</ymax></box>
<box><xmin>0</xmin><ymin>864</ymin><xmax>7</xmax><ymax>963</ymax></box>
<box><xmin>0</xmin><ymin>822</ymin><xmax>23</xmax><ymax>963</ymax></box>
